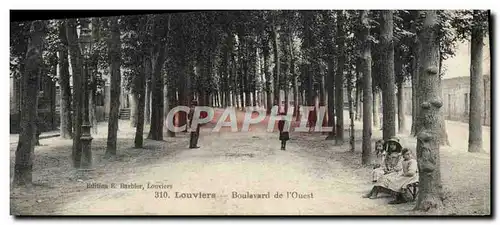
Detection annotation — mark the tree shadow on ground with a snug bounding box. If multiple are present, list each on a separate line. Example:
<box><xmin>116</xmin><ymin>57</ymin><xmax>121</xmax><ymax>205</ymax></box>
<box><xmin>9</xmin><ymin>134</ymin><xmax>191</xmax><ymax>215</ymax></box>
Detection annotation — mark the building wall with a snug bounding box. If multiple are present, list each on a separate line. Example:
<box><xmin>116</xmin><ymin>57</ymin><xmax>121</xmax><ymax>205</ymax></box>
<box><xmin>402</xmin><ymin>35</ymin><xmax>491</xmax><ymax>126</ymax></box>
<box><xmin>402</xmin><ymin>75</ymin><xmax>491</xmax><ymax>126</ymax></box>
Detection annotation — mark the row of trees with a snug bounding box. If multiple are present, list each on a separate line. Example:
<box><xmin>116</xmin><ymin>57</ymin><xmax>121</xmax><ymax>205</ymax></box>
<box><xmin>11</xmin><ymin>10</ymin><xmax>489</xmax><ymax>212</ymax></box>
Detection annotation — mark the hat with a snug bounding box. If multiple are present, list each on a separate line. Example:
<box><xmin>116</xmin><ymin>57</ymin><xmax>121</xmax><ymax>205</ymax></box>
<box><xmin>384</xmin><ymin>136</ymin><xmax>402</xmax><ymax>153</ymax></box>
<box><xmin>386</xmin><ymin>136</ymin><xmax>400</xmax><ymax>143</ymax></box>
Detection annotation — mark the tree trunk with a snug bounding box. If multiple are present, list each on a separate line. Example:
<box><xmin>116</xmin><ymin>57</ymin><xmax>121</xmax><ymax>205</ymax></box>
<box><xmin>259</xmin><ymin>52</ymin><xmax>265</xmax><ymax>109</ymax></box>
<box><xmin>355</xmin><ymin>57</ymin><xmax>362</xmax><ymax>121</ymax></box>
<box><xmin>134</xmin><ymin>58</ymin><xmax>148</xmax><ymax>148</ymax></box>
<box><xmin>397</xmin><ymin>81</ymin><xmax>406</xmax><ymax>134</ymax></box>
<box><xmin>335</xmin><ymin>11</ymin><xmax>345</xmax><ymax>145</ymax></box>
<box><xmin>165</xmin><ymin>58</ymin><xmax>176</xmax><ymax>138</ymax></box>
<box><xmin>361</xmin><ymin>10</ymin><xmax>373</xmax><ymax>165</ymax></box>
<box><xmin>145</xmin><ymin>74</ymin><xmax>151</xmax><ymax>125</ymax></box>
<box><xmin>284</xmin><ymin>35</ymin><xmax>291</xmax><ymax>114</ymax></box>
<box><xmin>414</xmin><ymin>10</ymin><xmax>444</xmax><ymax>211</ymax></box>
<box><xmin>373</xmin><ymin>89</ymin><xmax>380</xmax><ymax>128</ymax></box>
<box><xmin>468</xmin><ymin>12</ymin><xmax>484</xmax><ymax>153</ymax></box>
<box><xmin>58</xmin><ymin>23</ymin><xmax>73</xmax><ymax>139</ymax></box>
<box><xmin>251</xmin><ymin>91</ymin><xmax>256</xmax><ymax>107</ymax></box>
<box><xmin>411</xmin><ymin>42</ymin><xmax>419</xmax><ymax>136</ymax></box>
<box><xmin>272</xmin><ymin>24</ymin><xmax>280</xmax><ymax>106</ymax></box>
<box><xmin>356</xmin><ymin>88</ymin><xmax>363</xmax><ymax>121</ymax></box>
<box><xmin>166</xmin><ymin>84</ymin><xmax>176</xmax><ymax>138</ymax></box>
<box><xmin>395</xmin><ymin>46</ymin><xmax>406</xmax><ymax>134</ymax></box>
<box><xmin>13</xmin><ymin>20</ymin><xmax>45</xmax><ymax>186</ymax></box>
<box><xmin>347</xmin><ymin>71</ymin><xmax>355</xmax><ymax>152</ymax></box>
<box><xmin>306</xmin><ymin>65</ymin><xmax>315</xmax><ymax>107</ymax></box>
<box><xmin>380</xmin><ymin>10</ymin><xmax>396</xmax><ymax>141</ymax></box>
<box><xmin>90</xmin><ymin>18</ymin><xmax>99</xmax><ymax>135</ymax></box>
<box><xmin>130</xmin><ymin>93</ymin><xmax>138</xmax><ymax>127</ymax></box>
<box><xmin>66</xmin><ymin>19</ymin><xmax>84</xmax><ymax>167</ymax></box>
<box><xmin>412</xmin><ymin>12</ymin><xmax>422</xmax><ymax>137</ymax></box>
<box><xmin>323</xmin><ymin>12</ymin><xmax>336</xmax><ymax>139</ymax></box>
<box><xmin>326</xmin><ymin>60</ymin><xmax>336</xmax><ymax>139</ymax></box>
<box><xmin>319</xmin><ymin>68</ymin><xmax>326</xmax><ymax>107</ymax></box>
<box><xmin>177</xmin><ymin>62</ymin><xmax>187</xmax><ymax>128</ymax></box>
<box><xmin>106</xmin><ymin>17</ymin><xmax>121</xmax><ymax>156</ymax></box>
<box><xmin>290</xmin><ymin>33</ymin><xmax>299</xmax><ymax>119</ymax></box>
<box><xmin>261</xmin><ymin>44</ymin><xmax>271</xmax><ymax>114</ymax></box>
<box><xmin>89</xmin><ymin>83</ymin><xmax>97</xmax><ymax>134</ymax></box>
<box><xmin>50</xmin><ymin>72</ymin><xmax>57</xmax><ymax>130</ymax></box>
<box><xmin>148</xmin><ymin>16</ymin><xmax>170</xmax><ymax>139</ymax></box>
<box><xmin>293</xmin><ymin>74</ymin><xmax>300</xmax><ymax>120</ymax></box>
<box><xmin>238</xmin><ymin>44</ymin><xmax>245</xmax><ymax>110</ymax></box>
<box><xmin>147</xmin><ymin>46</ymin><xmax>167</xmax><ymax>140</ymax></box>
<box><xmin>223</xmin><ymin>32</ymin><xmax>232</xmax><ymax>108</ymax></box>
<box><xmin>164</xmin><ymin>82</ymin><xmax>169</xmax><ymax>124</ymax></box>
<box><xmin>231</xmin><ymin>53</ymin><xmax>238</xmax><ymax>109</ymax></box>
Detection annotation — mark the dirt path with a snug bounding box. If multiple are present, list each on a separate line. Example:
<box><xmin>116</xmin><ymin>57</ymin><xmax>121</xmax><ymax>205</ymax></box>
<box><xmin>54</xmin><ymin>123</ymin><xmax>404</xmax><ymax>215</ymax></box>
<box><xmin>10</xmin><ymin>109</ymin><xmax>490</xmax><ymax>215</ymax></box>
<box><xmin>45</xmin><ymin>109</ymin><xmax>407</xmax><ymax>215</ymax></box>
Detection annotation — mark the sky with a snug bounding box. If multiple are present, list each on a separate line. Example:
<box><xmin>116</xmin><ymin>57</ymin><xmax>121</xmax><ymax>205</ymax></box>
<box><xmin>441</xmin><ymin>36</ymin><xmax>491</xmax><ymax>79</ymax></box>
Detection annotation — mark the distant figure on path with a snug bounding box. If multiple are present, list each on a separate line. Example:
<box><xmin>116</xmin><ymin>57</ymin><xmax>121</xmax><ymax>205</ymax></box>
<box><xmin>307</xmin><ymin>107</ymin><xmax>317</xmax><ymax>132</ymax></box>
<box><xmin>188</xmin><ymin>100</ymin><xmax>200</xmax><ymax>149</ymax></box>
<box><xmin>278</xmin><ymin>110</ymin><xmax>290</xmax><ymax>151</ymax></box>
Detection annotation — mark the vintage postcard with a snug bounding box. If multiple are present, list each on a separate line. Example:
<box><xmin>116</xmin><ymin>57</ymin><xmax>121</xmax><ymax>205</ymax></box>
<box><xmin>9</xmin><ymin>9</ymin><xmax>491</xmax><ymax>216</ymax></box>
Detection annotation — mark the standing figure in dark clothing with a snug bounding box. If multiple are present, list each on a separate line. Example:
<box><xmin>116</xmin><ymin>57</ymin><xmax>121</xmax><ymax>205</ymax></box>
<box><xmin>278</xmin><ymin>111</ymin><xmax>290</xmax><ymax>150</ymax></box>
<box><xmin>188</xmin><ymin>100</ymin><xmax>200</xmax><ymax>149</ymax></box>
<box><xmin>307</xmin><ymin>107</ymin><xmax>317</xmax><ymax>133</ymax></box>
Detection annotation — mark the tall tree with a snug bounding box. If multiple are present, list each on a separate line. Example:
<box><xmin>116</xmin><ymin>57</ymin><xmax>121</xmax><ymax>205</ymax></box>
<box><xmin>335</xmin><ymin>10</ymin><xmax>346</xmax><ymax>145</ymax></box>
<box><xmin>271</xmin><ymin>14</ymin><xmax>281</xmax><ymax>106</ymax></box>
<box><xmin>57</xmin><ymin>22</ymin><xmax>73</xmax><ymax>139</ymax></box>
<box><xmin>379</xmin><ymin>10</ymin><xmax>397</xmax><ymax>140</ymax></box>
<box><xmin>13</xmin><ymin>20</ymin><xmax>46</xmax><ymax>186</ymax></box>
<box><xmin>66</xmin><ymin>19</ymin><xmax>84</xmax><ymax>167</ymax></box>
<box><xmin>148</xmin><ymin>15</ymin><xmax>171</xmax><ymax>140</ymax></box>
<box><xmin>345</xmin><ymin>11</ymin><xmax>360</xmax><ymax>151</ymax></box>
<box><xmin>263</xmin><ymin>34</ymin><xmax>272</xmax><ymax>114</ymax></box>
<box><xmin>289</xmin><ymin>24</ymin><xmax>300</xmax><ymax>119</ymax></box>
<box><xmin>323</xmin><ymin>11</ymin><xmax>336</xmax><ymax>140</ymax></box>
<box><xmin>300</xmin><ymin>11</ymin><xmax>315</xmax><ymax>108</ymax></box>
<box><xmin>410</xmin><ymin>10</ymin><xmax>420</xmax><ymax>136</ymax></box>
<box><xmin>145</xmin><ymin>72</ymin><xmax>151</xmax><ymax>125</ymax></box>
<box><xmin>414</xmin><ymin>10</ymin><xmax>444</xmax><ymax>211</ymax></box>
<box><xmin>361</xmin><ymin>10</ymin><xmax>373</xmax><ymax>165</ymax></box>
<box><xmin>134</xmin><ymin>57</ymin><xmax>147</xmax><ymax>147</ymax></box>
<box><xmin>395</xmin><ymin>47</ymin><xmax>406</xmax><ymax>134</ymax></box>
<box><xmin>89</xmin><ymin>18</ymin><xmax>100</xmax><ymax>134</ymax></box>
<box><xmin>106</xmin><ymin>17</ymin><xmax>122</xmax><ymax>156</ymax></box>
<box><xmin>413</xmin><ymin>10</ymin><xmax>456</xmax><ymax>146</ymax></box>
<box><xmin>347</xmin><ymin>68</ymin><xmax>355</xmax><ymax>151</ymax></box>
<box><xmin>10</xmin><ymin>22</ymin><xmax>32</xmax><ymax>133</ymax></box>
<box><xmin>468</xmin><ymin>10</ymin><xmax>488</xmax><ymax>153</ymax></box>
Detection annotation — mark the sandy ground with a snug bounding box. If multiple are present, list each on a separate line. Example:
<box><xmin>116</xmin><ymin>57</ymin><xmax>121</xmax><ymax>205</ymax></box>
<box><xmin>10</xmin><ymin>110</ymin><xmax>490</xmax><ymax>215</ymax></box>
